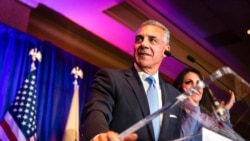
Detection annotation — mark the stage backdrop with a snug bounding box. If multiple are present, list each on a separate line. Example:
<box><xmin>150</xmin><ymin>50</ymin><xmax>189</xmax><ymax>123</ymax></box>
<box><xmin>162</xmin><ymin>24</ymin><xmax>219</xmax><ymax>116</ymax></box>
<box><xmin>0</xmin><ymin>23</ymin><xmax>99</xmax><ymax>140</ymax></box>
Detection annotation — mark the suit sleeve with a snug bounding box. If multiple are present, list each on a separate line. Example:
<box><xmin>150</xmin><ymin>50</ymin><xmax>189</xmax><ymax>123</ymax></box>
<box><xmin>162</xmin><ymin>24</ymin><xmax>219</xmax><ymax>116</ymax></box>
<box><xmin>80</xmin><ymin>69</ymin><xmax>115</xmax><ymax>141</ymax></box>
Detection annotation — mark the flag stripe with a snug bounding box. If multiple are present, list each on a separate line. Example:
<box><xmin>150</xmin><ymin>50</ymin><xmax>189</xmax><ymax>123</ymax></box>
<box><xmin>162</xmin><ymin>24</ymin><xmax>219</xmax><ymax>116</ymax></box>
<box><xmin>1</xmin><ymin>117</ymin><xmax>17</xmax><ymax>141</ymax></box>
<box><xmin>0</xmin><ymin>122</ymin><xmax>10</xmax><ymax>141</ymax></box>
<box><xmin>4</xmin><ymin>112</ymin><xmax>26</xmax><ymax>140</ymax></box>
<box><xmin>28</xmin><ymin>134</ymin><xmax>36</xmax><ymax>141</ymax></box>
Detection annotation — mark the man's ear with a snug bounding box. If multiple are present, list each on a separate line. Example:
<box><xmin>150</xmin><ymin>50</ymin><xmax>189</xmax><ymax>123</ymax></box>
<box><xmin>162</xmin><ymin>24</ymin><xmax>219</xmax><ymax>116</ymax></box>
<box><xmin>164</xmin><ymin>45</ymin><xmax>171</xmax><ymax>57</ymax></box>
<box><xmin>165</xmin><ymin>45</ymin><xmax>171</xmax><ymax>52</ymax></box>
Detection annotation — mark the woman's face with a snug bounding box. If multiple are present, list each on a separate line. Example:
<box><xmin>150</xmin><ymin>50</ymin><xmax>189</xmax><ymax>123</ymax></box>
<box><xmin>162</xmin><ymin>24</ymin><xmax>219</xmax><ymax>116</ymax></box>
<box><xmin>182</xmin><ymin>71</ymin><xmax>203</xmax><ymax>104</ymax></box>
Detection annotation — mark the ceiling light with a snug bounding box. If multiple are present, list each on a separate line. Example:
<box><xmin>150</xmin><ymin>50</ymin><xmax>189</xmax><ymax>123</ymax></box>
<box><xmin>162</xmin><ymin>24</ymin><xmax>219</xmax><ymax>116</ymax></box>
<box><xmin>247</xmin><ymin>29</ymin><xmax>250</xmax><ymax>35</ymax></box>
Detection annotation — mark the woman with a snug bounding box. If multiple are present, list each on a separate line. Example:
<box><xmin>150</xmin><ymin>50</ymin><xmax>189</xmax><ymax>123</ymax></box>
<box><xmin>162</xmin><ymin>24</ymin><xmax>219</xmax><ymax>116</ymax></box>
<box><xmin>173</xmin><ymin>67</ymin><xmax>235</xmax><ymax>140</ymax></box>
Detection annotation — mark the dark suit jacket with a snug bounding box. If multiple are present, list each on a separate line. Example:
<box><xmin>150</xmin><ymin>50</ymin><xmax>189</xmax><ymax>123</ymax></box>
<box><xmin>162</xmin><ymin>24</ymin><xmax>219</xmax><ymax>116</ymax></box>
<box><xmin>80</xmin><ymin>67</ymin><xmax>183</xmax><ymax>141</ymax></box>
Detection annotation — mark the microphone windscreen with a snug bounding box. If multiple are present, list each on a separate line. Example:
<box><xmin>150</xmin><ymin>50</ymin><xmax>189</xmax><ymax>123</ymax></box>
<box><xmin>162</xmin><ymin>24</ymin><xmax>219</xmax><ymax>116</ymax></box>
<box><xmin>187</xmin><ymin>55</ymin><xmax>196</xmax><ymax>62</ymax></box>
<box><xmin>164</xmin><ymin>50</ymin><xmax>171</xmax><ymax>57</ymax></box>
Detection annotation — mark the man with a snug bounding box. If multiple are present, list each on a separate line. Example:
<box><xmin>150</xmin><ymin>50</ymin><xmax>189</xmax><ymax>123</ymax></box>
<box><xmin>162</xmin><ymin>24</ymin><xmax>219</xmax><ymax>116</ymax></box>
<box><xmin>80</xmin><ymin>20</ymin><xmax>183</xmax><ymax>141</ymax></box>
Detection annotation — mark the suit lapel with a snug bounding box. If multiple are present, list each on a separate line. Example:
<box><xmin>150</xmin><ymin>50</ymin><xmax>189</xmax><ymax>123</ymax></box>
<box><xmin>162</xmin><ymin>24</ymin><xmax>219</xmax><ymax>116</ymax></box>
<box><xmin>125</xmin><ymin>67</ymin><xmax>155</xmax><ymax>139</ymax></box>
<box><xmin>159</xmin><ymin>77</ymin><xmax>171</xmax><ymax>138</ymax></box>
<box><xmin>125</xmin><ymin>68</ymin><xmax>150</xmax><ymax>117</ymax></box>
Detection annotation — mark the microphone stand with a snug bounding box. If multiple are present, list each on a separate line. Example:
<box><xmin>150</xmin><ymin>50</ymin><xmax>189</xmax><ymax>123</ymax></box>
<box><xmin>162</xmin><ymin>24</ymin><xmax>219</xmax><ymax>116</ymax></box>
<box><xmin>187</xmin><ymin>55</ymin><xmax>231</xmax><ymax>90</ymax></box>
<box><xmin>186</xmin><ymin>55</ymin><xmax>230</xmax><ymax>119</ymax></box>
<box><xmin>166</xmin><ymin>52</ymin><xmax>227</xmax><ymax>121</ymax></box>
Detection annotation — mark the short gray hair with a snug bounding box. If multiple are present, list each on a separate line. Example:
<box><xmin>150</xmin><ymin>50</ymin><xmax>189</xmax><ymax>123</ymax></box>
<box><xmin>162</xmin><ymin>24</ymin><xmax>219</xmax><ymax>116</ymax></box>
<box><xmin>138</xmin><ymin>20</ymin><xmax>170</xmax><ymax>44</ymax></box>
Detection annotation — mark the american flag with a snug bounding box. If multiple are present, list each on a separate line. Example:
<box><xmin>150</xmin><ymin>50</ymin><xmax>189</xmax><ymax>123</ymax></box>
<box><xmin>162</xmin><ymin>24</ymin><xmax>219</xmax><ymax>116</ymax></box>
<box><xmin>0</xmin><ymin>70</ymin><xmax>37</xmax><ymax>141</ymax></box>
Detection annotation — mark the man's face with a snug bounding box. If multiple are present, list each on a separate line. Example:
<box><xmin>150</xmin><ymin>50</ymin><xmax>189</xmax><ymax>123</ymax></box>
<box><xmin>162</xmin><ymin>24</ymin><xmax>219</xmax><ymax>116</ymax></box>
<box><xmin>134</xmin><ymin>25</ymin><xmax>170</xmax><ymax>71</ymax></box>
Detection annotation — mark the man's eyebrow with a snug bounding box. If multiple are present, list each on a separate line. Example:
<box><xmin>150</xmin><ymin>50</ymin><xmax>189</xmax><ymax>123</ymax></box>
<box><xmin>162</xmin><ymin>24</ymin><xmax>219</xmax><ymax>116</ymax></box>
<box><xmin>136</xmin><ymin>35</ymin><xmax>143</xmax><ymax>37</ymax></box>
<box><xmin>148</xmin><ymin>35</ymin><xmax>155</xmax><ymax>37</ymax></box>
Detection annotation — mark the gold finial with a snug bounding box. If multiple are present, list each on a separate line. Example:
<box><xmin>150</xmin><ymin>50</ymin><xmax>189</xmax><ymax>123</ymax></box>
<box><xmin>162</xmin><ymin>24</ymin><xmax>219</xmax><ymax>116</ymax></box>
<box><xmin>71</xmin><ymin>66</ymin><xmax>83</xmax><ymax>85</ymax></box>
<box><xmin>29</xmin><ymin>48</ymin><xmax>42</xmax><ymax>71</ymax></box>
<box><xmin>29</xmin><ymin>48</ymin><xmax>42</xmax><ymax>62</ymax></box>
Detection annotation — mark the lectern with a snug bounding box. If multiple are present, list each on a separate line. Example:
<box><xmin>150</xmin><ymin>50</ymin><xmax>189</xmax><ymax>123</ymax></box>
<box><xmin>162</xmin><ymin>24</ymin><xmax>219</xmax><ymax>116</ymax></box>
<box><xmin>201</xmin><ymin>127</ymin><xmax>232</xmax><ymax>141</ymax></box>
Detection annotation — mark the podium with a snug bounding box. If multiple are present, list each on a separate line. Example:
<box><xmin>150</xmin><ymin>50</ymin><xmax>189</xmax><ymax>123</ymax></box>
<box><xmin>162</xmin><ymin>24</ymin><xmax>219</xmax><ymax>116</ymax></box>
<box><xmin>201</xmin><ymin>127</ymin><xmax>232</xmax><ymax>141</ymax></box>
<box><xmin>118</xmin><ymin>67</ymin><xmax>248</xmax><ymax>141</ymax></box>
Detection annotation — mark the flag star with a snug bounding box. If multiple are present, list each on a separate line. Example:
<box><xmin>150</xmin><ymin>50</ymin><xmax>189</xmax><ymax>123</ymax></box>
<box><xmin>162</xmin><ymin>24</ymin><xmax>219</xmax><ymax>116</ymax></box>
<box><xmin>13</xmin><ymin>108</ymin><xmax>17</xmax><ymax>112</ymax></box>
<box><xmin>19</xmin><ymin>108</ymin><xmax>23</xmax><ymax>112</ymax></box>
<box><xmin>27</xmin><ymin>130</ymin><xmax>30</xmax><ymax>134</ymax></box>
<box><xmin>31</xmin><ymin>81</ymin><xmax>35</xmax><ymax>85</ymax></box>
<box><xmin>22</xmin><ymin>96</ymin><xmax>25</xmax><ymax>100</ymax></box>
<box><xmin>22</xmin><ymin>91</ymin><xmax>27</xmax><ymax>94</ymax></box>
<box><xmin>25</xmin><ymin>109</ymin><xmax>29</xmax><ymax>113</ymax></box>
<box><xmin>30</xmin><ymin>86</ymin><xmax>34</xmax><ymax>90</ymax></box>
<box><xmin>20</xmin><ymin>102</ymin><xmax>24</xmax><ymax>106</ymax></box>
<box><xmin>26</xmin><ymin>103</ymin><xmax>31</xmax><ymax>107</ymax></box>
<box><xmin>23</xmin><ymin>115</ymin><xmax>28</xmax><ymax>119</ymax></box>
<box><xmin>22</xmin><ymin>121</ymin><xmax>26</xmax><ymax>125</ymax></box>
<box><xmin>25</xmin><ymin>79</ymin><xmax>29</xmax><ymax>83</ymax></box>
<box><xmin>24</xmin><ymin>85</ymin><xmax>28</xmax><ymax>89</ymax></box>
<box><xmin>14</xmin><ymin>102</ymin><xmax>18</xmax><ymax>105</ymax></box>
<box><xmin>17</xmin><ymin>114</ymin><xmax>22</xmax><ymax>118</ymax></box>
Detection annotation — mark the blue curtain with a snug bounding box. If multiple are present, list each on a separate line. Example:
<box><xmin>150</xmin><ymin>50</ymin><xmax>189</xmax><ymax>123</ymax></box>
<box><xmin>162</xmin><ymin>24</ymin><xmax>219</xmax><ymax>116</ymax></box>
<box><xmin>0</xmin><ymin>23</ymin><xmax>99</xmax><ymax>140</ymax></box>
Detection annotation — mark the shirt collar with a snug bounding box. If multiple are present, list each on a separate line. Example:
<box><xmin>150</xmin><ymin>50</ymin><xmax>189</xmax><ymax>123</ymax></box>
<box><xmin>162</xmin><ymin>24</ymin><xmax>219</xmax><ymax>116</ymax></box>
<box><xmin>133</xmin><ymin>63</ymin><xmax>159</xmax><ymax>84</ymax></box>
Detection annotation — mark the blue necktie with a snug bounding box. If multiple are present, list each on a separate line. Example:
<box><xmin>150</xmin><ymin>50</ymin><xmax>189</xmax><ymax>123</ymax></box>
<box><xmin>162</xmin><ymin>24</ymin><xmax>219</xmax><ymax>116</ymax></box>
<box><xmin>146</xmin><ymin>76</ymin><xmax>160</xmax><ymax>140</ymax></box>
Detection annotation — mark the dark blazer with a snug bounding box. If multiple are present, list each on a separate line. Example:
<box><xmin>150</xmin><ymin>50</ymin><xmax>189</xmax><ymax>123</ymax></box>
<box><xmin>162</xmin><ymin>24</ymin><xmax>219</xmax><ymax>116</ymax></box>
<box><xmin>80</xmin><ymin>67</ymin><xmax>183</xmax><ymax>141</ymax></box>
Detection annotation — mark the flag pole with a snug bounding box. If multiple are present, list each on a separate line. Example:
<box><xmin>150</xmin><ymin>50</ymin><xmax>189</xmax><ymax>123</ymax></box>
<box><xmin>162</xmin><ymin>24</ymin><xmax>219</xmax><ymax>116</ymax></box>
<box><xmin>63</xmin><ymin>66</ymin><xmax>83</xmax><ymax>141</ymax></box>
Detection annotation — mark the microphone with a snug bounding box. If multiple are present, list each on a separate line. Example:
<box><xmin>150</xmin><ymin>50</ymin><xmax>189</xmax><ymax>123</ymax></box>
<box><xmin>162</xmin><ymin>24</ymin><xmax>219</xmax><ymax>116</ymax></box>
<box><xmin>164</xmin><ymin>50</ymin><xmax>172</xmax><ymax>57</ymax></box>
<box><xmin>187</xmin><ymin>55</ymin><xmax>195</xmax><ymax>62</ymax></box>
<box><xmin>186</xmin><ymin>55</ymin><xmax>227</xmax><ymax>119</ymax></box>
<box><xmin>187</xmin><ymin>55</ymin><xmax>212</xmax><ymax>75</ymax></box>
<box><xmin>164</xmin><ymin>50</ymin><xmax>190</xmax><ymax>67</ymax></box>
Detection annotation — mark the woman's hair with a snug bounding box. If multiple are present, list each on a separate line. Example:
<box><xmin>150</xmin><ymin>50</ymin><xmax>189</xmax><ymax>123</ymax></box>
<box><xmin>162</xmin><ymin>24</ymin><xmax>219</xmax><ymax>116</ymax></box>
<box><xmin>173</xmin><ymin>67</ymin><xmax>204</xmax><ymax>92</ymax></box>
<box><xmin>173</xmin><ymin>67</ymin><xmax>213</xmax><ymax>114</ymax></box>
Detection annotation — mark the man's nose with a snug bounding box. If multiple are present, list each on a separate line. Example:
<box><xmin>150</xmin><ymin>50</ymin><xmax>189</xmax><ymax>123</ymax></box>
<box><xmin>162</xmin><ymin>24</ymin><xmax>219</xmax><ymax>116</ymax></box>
<box><xmin>140</xmin><ymin>38</ymin><xmax>150</xmax><ymax>47</ymax></box>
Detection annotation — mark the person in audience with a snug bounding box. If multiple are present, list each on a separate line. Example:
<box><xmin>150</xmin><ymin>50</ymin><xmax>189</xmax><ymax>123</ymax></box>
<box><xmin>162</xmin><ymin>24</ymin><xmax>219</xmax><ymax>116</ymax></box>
<box><xmin>80</xmin><ymin>19</ymin><xmax>184</xmax><ymax>141</ymax></box>
<box><xmin>173</xmin><ymin>67</ymin><xmax>235</xmax><ymax>141</ymax></box>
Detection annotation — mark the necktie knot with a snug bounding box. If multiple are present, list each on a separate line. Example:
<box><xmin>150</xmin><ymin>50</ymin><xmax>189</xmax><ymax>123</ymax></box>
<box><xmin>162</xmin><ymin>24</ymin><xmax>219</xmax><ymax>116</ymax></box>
<box><xmin>146</xmin><ymin>76</ymin><xmax>155</xmax><ymax>86</ymax></box>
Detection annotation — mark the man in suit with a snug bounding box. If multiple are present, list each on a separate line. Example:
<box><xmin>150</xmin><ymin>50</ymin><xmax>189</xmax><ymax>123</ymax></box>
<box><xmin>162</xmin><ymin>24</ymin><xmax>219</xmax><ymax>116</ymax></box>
<box><xmin>80</xmin><ymin>20</ymin><xmax>183</xmax><ymax>141</ymax></box>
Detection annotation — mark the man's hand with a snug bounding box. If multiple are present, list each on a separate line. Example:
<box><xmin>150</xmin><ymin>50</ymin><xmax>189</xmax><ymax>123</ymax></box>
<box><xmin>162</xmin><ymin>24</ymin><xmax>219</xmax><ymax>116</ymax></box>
<box><xmin>91</xmin><ymin>131</ymin><xmax>138</xmax><ymax>141</ymax></box>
